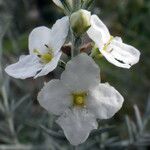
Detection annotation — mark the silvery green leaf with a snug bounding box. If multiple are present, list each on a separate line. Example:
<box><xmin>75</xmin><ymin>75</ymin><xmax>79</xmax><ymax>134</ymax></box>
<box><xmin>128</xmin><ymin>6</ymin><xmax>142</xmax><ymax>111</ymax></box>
<box><xmin>0</xmin><ymin>13</ymin><xmax>10</xmax><ymax>39</ymax></box>
<box><xmin>0</xmin><ymin>135</ymin><xmax>12</xmax><ymax>143</ymax></box>
<box><xmin>0</xmin><ymin>122</ymin><xmax>9</xmax><ymax>135</ymax></box>
<box><xmin>0</xmin><ymin>101</ymin><xmax>4</xmax><ymax>113</ymax></box>
<box><xmin>134</xmin><ymin>105</ymin><xmax>143</xmax><ymax>133</ymax></box>
<box><xmin>39</xmin><ymin>125</ymin><xmax>65</xmax><ymax>139</ymax></box>
<box><xmin>106</xmin><ymin>140</ymin><xmax>129</xmax><ymax>148</ymax></box>
<box><xmin>144</xmin><ymin>93</ymin><xmax>150</xmax><ymax>120</ymax></box>
<box><xmin>104</xmin><ymin>137</ymin><xmax>119</xmax><ymax>145</ymax></box>
<box><xmin>11</xmin><ymin>94</ymin><xmax>30</xmax><ymax>112</ymax></box>
<box><xmin>125</xmin><ymin>115</ymin><xmax>134</xmax><ymax>143</ymax></box>
<box><xmin>1</xmin><ymin>86</ymin><xmax>9</xmax><ymax>111</ymax></box>
<box><xmin>130</xmin><ymin>120</ymin><xmax>137</xmax><ymax>140</ymax></box>
<box><xmin>90</xmin><ymin>126</ymin><xmax>115</xmax><ymax>137</ymax></box>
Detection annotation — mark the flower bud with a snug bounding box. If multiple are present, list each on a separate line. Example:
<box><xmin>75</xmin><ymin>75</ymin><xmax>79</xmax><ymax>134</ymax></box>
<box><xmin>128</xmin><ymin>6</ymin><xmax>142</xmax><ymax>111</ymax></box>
<box><xmin>70</xmin><ymin>9</ymin><xmax>91</xmax><ymax>37</ymax></box>
<box><xmin>52</xmin><ymin>0</ymin><xmax>73</xmax><ymax>9</ymax></box>
<box><xmin>52</xmin><ymin>0</ymin><xmax>64</xmax><ymax>9</ymax></box>
<box><xmin>68</xmin><ymin>0</ymin><xmax>73</xmax><ymax>9</ymax></box>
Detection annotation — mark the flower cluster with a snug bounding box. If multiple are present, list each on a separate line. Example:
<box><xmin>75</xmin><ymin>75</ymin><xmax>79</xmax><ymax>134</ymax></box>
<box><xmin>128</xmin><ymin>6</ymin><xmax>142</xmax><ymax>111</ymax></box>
<box><xmin>5</xmin><ymin>0</ymin><xmax>140</xmax><ymax>146</ymax></box>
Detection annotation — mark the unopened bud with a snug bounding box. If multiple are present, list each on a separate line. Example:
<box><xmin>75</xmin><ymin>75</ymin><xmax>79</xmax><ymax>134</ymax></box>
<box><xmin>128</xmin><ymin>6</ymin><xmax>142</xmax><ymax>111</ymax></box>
<box><xmin>70</xmin><ymin>9</ymin><xmax>91</xmax><ymax>37</ymax></box>
<box><xmin>52</xmin><ymin>0</ymin><xmax>73</xmax><ymax>10</ymax></box>
<box><xmin>67</xmin><ymin>0</ymin><xmax>73</xmax><ymax>9</ymax></box>
<box><xmin>52</xmin><ymin>0</ymin><xmax>64</xmax><ymax>9</ymax></box>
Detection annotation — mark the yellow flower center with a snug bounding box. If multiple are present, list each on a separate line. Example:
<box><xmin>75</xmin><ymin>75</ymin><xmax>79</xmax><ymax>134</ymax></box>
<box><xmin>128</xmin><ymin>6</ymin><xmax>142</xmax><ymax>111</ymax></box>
<box><xmin>103</xmin><ymin>36</ymin><xmax>114</xmax><ymax>52</ymax></box>
<box><xmin>33</xmin><ymin>47</ymin><xmax>53</xmax><ymax>64</ymax></box>
<box><xmin>41</xmin><ymin>53</ymin><xmax>53</xmax><ymax>64</ymax></box>
<box><xmin>72</xmin><ymin>92</ymin><xmax>87</xmax><ymax>107</ymax></box>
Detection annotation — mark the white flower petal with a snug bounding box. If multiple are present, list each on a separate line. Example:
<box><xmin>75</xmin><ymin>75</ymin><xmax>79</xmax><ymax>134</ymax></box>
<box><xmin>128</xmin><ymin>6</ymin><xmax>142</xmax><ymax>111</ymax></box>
<box><xmin>52</xmin><ymin>0</ymin><xmax>64</xmax><ymax>9</ymax></box>
<box><xmin>100</xmin><ymin>49</ymin><xmax>131</xmax><ymax>68</ymax></box>
<box><xmin>87</xmin><ymin>83</ymin><xmax>124</xmax><ymax>119</ymax></box>
<box><xmin>110</xmin><ymin>38</ymin><xmax>141</xmax><ymax>66</ymax></box>
<box><xmin>34</xmin><ymin>52</ymin><xmax>62</xmax><ymax>78</ymax></box>
<box><xmin>50</xmin><ymin>16</ymin><xmax>69</xmax><ymax>54</ymax></box>
<box><xmin>29</xmin><ymin>26</ymin><xmax>51</xmax><ymax>54</ymax></box>
<box><xmin>99</xmin><ymin>37</ymin><xmax>140</xmax><ymax>68</ymax></box>
<box><xmin>87</xmin><ymin>15</ymin><xmax>110</xmax><ymax>48</ymax></box>
<box><xmin>61</xmin><ymin>53</ymin><xmax>100</xmax><ymax>92</ymax></box>
<box><xmin>56</xmin><ymin>108</ymin><xmax>98</xmax><ymax>145</ymax></box>
<box><xmin>37</xmin><ymin>79</ymin><xmax>72</xmax><ymax>115</ymax></box>
<box><xmin>5</xmin><ymin>55</ymin><xmax>43</xmax><ymax>79</ymax></box>
<box><xmin>114</xmin><ymin>36</ymin><xmax>123</xmax><ymax>43</ymax></box>
<box><xmin>29</xmin><ymin>17</ymin><xmax>69</xmax><ymax>55</ymax></box>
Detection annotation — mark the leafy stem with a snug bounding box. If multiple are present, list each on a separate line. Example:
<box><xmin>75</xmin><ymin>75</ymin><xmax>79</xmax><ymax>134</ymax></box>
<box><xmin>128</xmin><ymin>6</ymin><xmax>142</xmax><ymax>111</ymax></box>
<box><xmin>71</xmin><ymin>32</ymin><xmax>82</xmax><ymax>58</ymax></box>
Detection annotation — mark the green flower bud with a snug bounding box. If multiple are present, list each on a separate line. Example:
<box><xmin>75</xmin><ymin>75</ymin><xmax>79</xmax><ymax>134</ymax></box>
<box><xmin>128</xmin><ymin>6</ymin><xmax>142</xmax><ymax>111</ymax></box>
<box><xmin>70</xmin><ymin>9</ymin><xmax>91</xmax><ymax>37</ymax></box>
<box><xmin>68</xmin><ymin>0</ymin><xmax>73</xmax><ymax>9</ymax></box>
<box><xmin>52</xmin><ymin>0</ymin><xmax>64</xmax><ymax>9</ymax></box>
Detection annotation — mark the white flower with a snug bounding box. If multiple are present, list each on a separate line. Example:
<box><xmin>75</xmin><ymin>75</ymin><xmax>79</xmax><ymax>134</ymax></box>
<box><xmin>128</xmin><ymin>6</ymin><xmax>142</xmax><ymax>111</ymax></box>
<box><xmin>87</xmin><ymin>15</ymin><xmax>140</xmax><ymax>68</ymax></box>
<box><xmin>38</xmin><ymin>53</ymin><xmax>124</xmax><ymax>145</ymax></box>
<box><xmin>5</xmin><ymin>16</ymin><xmax>69</xmax><ymax>79</ymax></box>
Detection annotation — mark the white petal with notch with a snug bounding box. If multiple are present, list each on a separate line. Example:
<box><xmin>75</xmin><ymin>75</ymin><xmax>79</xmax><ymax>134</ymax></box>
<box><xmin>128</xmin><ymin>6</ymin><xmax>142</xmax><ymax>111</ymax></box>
<box><xmin>29</xmin><ymin>26</ymin><xmax>51</xmax><ymax>54</ymax></box>
<box><xmin>61</xmin><ymin>53</ymin><xmax>100</xmax><ymax>92</ymax></box>
<box><xmin>38</xmin><ymin>79</ymin><xmax>72</xmax><ymax>115</ymax></box>
<box><xmin>87</xmin><ymin>15</ymin><xmax>110</xmax><ymax>48</ymax></box>
<box><xmin>50</xmin><ymin>16</ymin><xmax>69</xmax><ymax>54</ymax></box>
<box><xmin>5</xmin><ymin>55</ymin><xmax>43</xmax><ymax>79</ymax></box>
<box><xmin>56</xmin><ymin>108</ymin><xmax>98</xmax><ymax>145</ymax></box>
<box><xmin>87</xmin><ymin>83</ymin><xmax>124</xmax><ymax>119</ymax></box>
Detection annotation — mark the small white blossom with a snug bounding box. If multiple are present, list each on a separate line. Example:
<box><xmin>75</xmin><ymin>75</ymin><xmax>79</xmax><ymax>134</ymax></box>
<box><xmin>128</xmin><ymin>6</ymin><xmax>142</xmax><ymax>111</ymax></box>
<box><xmin>38</xmin><ymin>53</ymin><xmax>124</xmax><ymax>145</ymax></box>
<box><xmin>5</xmin><ymin>16</ymin><xmax>69</xmax><ymax>79</ymax></box>
<box><xmin>87</xmin><ymin>15</ymin><xmax>140</xmax><ymax>68</ymax></box>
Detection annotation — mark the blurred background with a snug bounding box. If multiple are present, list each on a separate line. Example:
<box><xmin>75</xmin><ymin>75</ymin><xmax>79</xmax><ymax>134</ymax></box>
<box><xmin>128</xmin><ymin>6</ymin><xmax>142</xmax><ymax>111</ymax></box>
<box><xmin>0</xmin><ymin>0</ymin><xmax>150</xmax><ymax>149</ymax></box>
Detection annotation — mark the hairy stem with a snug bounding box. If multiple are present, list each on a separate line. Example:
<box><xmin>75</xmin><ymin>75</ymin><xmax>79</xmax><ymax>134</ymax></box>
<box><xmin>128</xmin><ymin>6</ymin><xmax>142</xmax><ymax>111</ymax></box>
<box><xmin>71</xmin><ymin>30</ymin><xmax>82</xmax><ymax>58</ymax></box>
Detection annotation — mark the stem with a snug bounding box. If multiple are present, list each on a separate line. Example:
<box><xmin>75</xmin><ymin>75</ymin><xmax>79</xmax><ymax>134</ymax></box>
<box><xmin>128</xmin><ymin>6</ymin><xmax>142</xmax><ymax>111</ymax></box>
<box><xmin>59</xmin><ymin>60</ymin><xmax>66</xmax><ymax>65</ymax></box>
<box><xmin>73</xmin><ymin>38</ymin><xmax>82</xmax><ymax>57</ymax></box>
<box><xmin>7</xmin><ymin>114</ymin><xmax>18</xmax><ymax>144</ymax></box>
<box><xmin>71</xmin><ymin>30</ymin><xmax>82</xmax><ymax>58</ymax></box>
<box><xmin>70</xmin><ymin>30</ymin><xmax>74</xmax><ymax>58</ymax></box>
<box><xmin>90</xmin><ymin>46</ymin><xmax>99</xmax><ymax>58</ymax></box>
<box><xmin>1</xmin><ymin>86</ymin><xmax>18</xmax><ymax>144</ymax></box>
<box><xmin>58</xmin><ymin>60</ymin><xmax>66</xmax><ymax>69</ymax></box>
